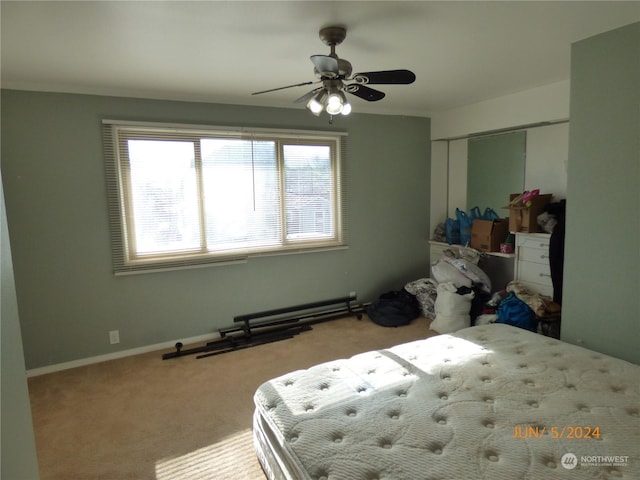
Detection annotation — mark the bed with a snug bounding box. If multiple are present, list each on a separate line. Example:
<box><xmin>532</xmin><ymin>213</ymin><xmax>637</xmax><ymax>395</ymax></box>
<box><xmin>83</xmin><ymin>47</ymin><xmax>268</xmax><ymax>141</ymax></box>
<box><xmin>253</xmin><ymin>323</ymin><xmax>639</xmax><ymax>479</ymax></box>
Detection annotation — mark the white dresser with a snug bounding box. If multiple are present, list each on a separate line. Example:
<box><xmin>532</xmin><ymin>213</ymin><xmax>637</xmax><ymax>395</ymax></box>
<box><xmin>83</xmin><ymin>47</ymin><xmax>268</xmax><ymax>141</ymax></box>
<box><xmin>514</xmin><ymin>233</ymin><xmax>553</xmax><ymax>298</ymax></box>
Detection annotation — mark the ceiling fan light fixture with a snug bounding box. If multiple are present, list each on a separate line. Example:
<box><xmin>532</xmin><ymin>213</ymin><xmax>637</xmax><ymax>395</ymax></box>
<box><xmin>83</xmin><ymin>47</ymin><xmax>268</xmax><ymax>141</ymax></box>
<box><xmin>337</xmin><ymin>91</ymin><xmax>351</xmax><ymax>115</ymax></box>
<box><xmin>325</xmin><ymin>92</ymin><xmax>344</xmax><ymax>115</ymax></box>
<box><xmin>308</xmin><ymin>98</ymin><xmax>324</xmax><ymax>115</ymax></box>
<box><xmin>252</xmin><ymin>25</ymin><xmax>415</xmax><ymax>121</ymax></box>
<box><xmin>307</xmin><ymin>91</ymin><xmax>327</xmax><ymax>115</ymax></box>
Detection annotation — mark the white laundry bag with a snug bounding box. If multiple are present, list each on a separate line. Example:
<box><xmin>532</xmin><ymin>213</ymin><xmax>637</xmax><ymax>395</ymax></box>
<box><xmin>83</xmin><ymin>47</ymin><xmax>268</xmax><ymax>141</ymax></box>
<box><xmin>430</xmin><ymin>282</ymin><xmax>474</xmax><ymax>334</ymax></box>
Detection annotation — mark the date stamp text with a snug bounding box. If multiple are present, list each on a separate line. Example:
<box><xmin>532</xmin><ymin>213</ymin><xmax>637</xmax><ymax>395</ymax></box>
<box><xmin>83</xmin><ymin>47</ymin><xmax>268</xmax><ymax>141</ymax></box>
<box><xmin>513</xmin><ymin>425</ymin><xmax>601</xmax><ymax>439</ymax></box>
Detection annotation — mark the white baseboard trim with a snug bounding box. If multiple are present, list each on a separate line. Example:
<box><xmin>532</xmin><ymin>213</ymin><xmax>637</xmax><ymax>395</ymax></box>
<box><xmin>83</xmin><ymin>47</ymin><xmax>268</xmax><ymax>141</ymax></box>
<box><xmin>26</xmin><ymin>332</ymin><xmax>221</xmax><ymax>378</ymax></box>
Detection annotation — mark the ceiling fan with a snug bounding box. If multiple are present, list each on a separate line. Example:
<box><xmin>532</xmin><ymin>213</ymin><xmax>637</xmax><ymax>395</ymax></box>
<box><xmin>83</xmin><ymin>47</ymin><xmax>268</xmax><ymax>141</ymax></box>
<box><xmin>251</xmin><ymin>26</ymin><xmax>416</xmax><ymax>117</ymax></box>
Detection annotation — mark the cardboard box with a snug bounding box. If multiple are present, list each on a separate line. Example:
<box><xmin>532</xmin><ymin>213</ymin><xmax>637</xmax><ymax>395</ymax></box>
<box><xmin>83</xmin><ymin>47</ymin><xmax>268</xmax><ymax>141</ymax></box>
<box><xmin>507</xmin><ymin>193</ymin><xmax>553</xmax><ymax>233</ymax></box>
<box><xmin>471</xmin><ymin>218</ymin><xmax>510</xmax><ymax>252</ymax></box>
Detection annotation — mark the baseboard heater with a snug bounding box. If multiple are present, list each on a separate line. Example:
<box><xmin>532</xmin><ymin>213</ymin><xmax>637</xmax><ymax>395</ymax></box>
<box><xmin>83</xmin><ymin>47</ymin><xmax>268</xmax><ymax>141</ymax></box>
<box><xmin>162</xmin><ymin>295</ymin><xmax>364</xmax><ymax>360</ymax></box>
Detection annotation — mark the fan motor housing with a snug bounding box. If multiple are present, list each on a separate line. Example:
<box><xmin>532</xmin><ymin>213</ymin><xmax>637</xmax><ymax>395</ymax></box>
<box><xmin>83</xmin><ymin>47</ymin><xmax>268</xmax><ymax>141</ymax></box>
<box><xmin>319</xmin><ymin>26</ymin><xmax>346</xmax><ymax>46</ymax></box>
<box><xmin>337</xmin><ymin>59</ymin><xmax>352</xmax><ymax>78</ymax></box>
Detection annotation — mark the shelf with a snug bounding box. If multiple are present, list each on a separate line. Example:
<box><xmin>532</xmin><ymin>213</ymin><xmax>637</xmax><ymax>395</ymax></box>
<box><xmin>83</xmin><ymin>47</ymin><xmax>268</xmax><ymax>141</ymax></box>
<box><xmin>509</xmin><ymin>231</ymin><xmax>551</xmax><ymax>238</ymax></box>
<box><xmin>428</xmin><ymin>240</ymin><xmax>515</xmax><ymax>259</ymax></box>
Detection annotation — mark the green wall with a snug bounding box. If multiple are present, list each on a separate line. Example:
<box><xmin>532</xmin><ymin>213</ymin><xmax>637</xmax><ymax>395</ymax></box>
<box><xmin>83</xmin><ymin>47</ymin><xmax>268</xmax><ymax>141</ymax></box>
<box><xmin>1</xmin><ymin>90</ymin><xmax>430</xmax><ymax>369</ymax></box>
<box><xmin>562</xmin><ymin>22</ymin><xmax>639</xmax><ymax>363</ymax></box>
<box><xmin>1</xmin><ymin>176</ymin><xmax>40</xmax><ymax>479</ymax></box>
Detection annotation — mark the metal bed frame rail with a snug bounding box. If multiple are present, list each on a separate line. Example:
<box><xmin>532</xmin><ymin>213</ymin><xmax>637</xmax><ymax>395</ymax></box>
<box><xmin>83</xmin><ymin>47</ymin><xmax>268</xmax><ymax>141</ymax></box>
<box><xmin>162</xmin><ymin>294</ymin><xmax>363</xmax><ymax>360</ymax></box>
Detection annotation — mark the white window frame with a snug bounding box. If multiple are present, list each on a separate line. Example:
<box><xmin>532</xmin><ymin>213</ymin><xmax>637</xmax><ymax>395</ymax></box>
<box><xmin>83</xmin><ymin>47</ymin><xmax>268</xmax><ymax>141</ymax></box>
<box><xmin>103</xmin><ymin>120</ymin><xmax>348</xmax><ymax>274</ymax></box>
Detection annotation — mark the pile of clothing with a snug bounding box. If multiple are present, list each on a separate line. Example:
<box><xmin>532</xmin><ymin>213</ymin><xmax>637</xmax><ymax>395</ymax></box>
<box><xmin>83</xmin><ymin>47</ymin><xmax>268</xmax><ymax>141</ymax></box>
<box><xmin>427</xmin><ymin>247</ymin><xmax>561</xmax><ymax>335</ymax></box>
<box><xmin>367</xmin><ymin>244</ymin><xmax>561</xmax><ymax>335</ymax></box>
<box><xmin>476</xmin><ymin>281</ymin><xmax>561</xmax><ymax>332</ymax></box>
<box><xmin>426</xmin><ymin>246</ymin><xmax>492</xmax><ymax>333</ymax></box>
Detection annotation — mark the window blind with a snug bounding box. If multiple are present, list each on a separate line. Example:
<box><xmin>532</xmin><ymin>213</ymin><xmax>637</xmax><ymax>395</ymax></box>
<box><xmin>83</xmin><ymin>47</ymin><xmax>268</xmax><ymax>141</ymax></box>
<box><xmin>103</xmin><ymin>120</ymin><xmax>347</xmax><ymax>274</ymax></box>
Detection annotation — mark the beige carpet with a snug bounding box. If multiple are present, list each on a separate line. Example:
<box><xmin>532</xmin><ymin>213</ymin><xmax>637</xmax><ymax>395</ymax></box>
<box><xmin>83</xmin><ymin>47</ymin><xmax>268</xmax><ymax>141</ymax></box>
<box><xmin>29</xmin><ymin>315</ymin><xmax>436</xmax><ymax>480</ymax></box>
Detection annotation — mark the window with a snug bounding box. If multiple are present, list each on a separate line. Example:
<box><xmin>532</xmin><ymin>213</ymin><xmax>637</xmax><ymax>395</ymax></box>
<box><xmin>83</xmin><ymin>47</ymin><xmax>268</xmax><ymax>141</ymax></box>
<box><xmin>103</xmin><ymin>121</ymin><xmax>347</xmax><ymax>274</ymax></box>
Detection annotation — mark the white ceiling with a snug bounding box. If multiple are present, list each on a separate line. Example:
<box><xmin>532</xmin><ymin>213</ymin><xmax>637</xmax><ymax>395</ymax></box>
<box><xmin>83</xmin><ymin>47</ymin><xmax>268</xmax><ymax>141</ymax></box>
<box><xmin>2</xmin><ymin>1</ymin><xmax>639</xmax><ymax>117</ymax></box>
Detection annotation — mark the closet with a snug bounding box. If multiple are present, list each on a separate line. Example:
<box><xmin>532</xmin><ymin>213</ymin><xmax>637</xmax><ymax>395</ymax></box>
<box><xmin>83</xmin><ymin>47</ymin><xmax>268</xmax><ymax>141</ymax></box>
<box><xmin>429</xmin><ymin>121</ymin><xmax>569</xmax><ymax>293</ymax></box>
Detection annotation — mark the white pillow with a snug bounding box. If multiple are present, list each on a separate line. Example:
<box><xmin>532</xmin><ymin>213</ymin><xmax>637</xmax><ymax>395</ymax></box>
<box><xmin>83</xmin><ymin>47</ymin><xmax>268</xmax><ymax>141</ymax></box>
<box><xmin>431</xmin><ymin>261</ymin><xmax>473</xmax><ymax>288</ymax></box>
<box><xmin>444</xmin><ymin>257</ymin><xmax>492</xmax><ymax>293</ymax></box>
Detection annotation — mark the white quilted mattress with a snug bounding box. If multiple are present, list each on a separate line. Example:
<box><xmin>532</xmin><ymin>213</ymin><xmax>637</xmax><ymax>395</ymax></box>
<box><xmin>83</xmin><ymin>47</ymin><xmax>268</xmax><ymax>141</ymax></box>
<box><xmin>253</xmin><ymin>324</ymin><xmax>639</xmax><ymax>480</ymax></box>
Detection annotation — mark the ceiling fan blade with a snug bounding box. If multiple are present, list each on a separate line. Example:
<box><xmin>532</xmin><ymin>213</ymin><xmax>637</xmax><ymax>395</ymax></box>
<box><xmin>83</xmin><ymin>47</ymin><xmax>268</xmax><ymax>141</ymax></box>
<box><xmin>251</xmin><ymin>81</ymin><xmax>314</xmax><ymax>95</ymax></box>
<box><xmin>345</xmin><ymin>84</ymin><xmax>386</xmax><ymax>102</ymax></box>
<box><xmin>310</xmin><ymin>55</ymin><xmax>339</xmax><ymax>77</ymax></box>
<box><xmin>351</xmin><ymin>69</ymin><xmax>416</xmax><ymax>85</ymax></box>
<box><xmin>294</xmin><ymin>87</ymin><xmax>323</xmax><ymax>104</ymax></box>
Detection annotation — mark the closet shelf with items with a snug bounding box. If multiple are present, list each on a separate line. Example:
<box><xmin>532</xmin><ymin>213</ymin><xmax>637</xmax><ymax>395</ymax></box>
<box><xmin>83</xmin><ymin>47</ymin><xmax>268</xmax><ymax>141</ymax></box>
<box><xmin>432</xmin><ymin>206</ymin><xmax>515</xmax><ymax>260</ymax></box>
<box><xmin>429</xmin><ymin>240</ymin><xmax>514</xmax><ymax>261</ymax></box>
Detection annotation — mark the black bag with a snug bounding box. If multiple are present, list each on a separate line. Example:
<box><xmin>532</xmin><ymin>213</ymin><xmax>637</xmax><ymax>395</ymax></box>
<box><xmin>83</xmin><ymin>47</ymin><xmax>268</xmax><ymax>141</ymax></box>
<box><xmin>367</xmin><ymin>289</ymin><xmax>421</xmax><ymax>327</ymax></box>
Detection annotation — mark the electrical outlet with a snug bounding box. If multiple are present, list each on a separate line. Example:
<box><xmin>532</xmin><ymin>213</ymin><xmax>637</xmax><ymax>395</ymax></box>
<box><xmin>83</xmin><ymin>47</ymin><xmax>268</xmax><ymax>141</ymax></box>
<box><xmin>349</xmin><ymin>291</ymin><xmax>356</xmax><ymax>299</ymax></box>
<box><xmin>109</xmin><ymin>330</ymin><xmax>120</xmax><ymax>345</ymax></box>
